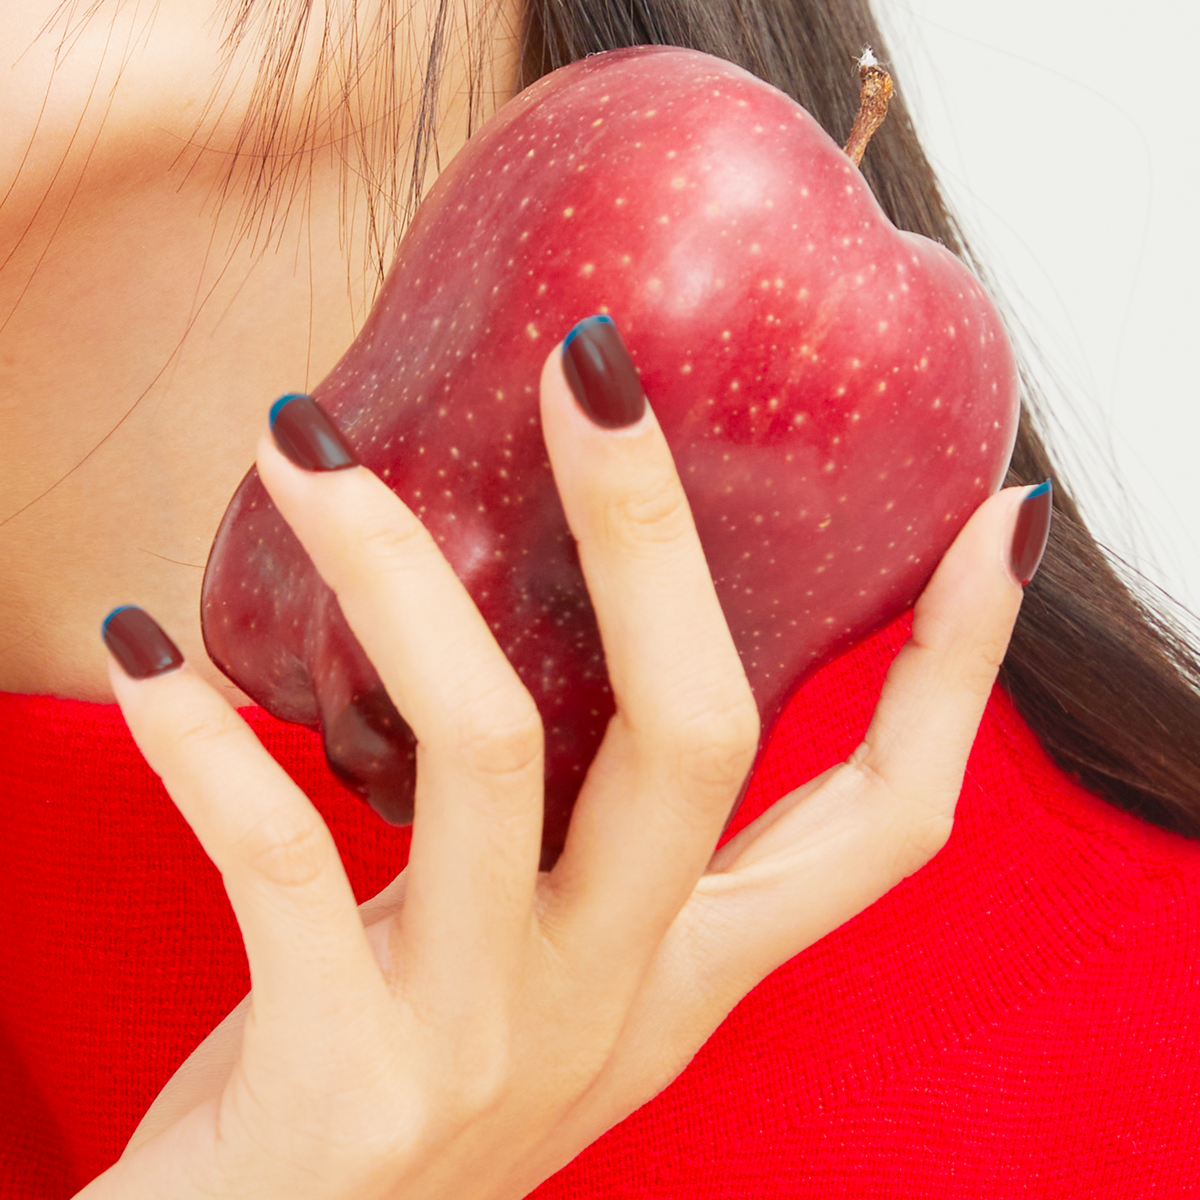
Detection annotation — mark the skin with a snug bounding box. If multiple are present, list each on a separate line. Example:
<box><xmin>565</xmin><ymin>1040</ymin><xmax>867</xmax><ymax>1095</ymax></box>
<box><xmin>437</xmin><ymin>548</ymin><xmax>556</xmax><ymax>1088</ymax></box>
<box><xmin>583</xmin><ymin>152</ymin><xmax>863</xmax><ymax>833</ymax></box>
<box><xmin>3</xmin><ymin>2</ymin><xmax>1038</xmax><ymax>1194</ymax></box>
<box><xmin>0</xmin><ymin>0</ymin><xmax>525</xmax><ymax>705</ymax></box>
<box><xmin>81</xmin><ymin>349</ymin><xmax>1034</xmax><ymax>1198</ymax></box>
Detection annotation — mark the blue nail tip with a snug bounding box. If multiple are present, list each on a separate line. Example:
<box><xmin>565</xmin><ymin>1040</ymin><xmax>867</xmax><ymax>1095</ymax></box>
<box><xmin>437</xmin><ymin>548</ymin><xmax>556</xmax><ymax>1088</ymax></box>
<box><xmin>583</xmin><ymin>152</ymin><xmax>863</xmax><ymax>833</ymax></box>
<box><xmin>269</xmin><ymin>393</ymin><xmax>310</xmax><ymax>429</ymax></box>
<box><xmin>101</xmin><ymin>605</ymin><xmax>138</xmax><ymax>636</ymax></box>
<box><xmin>1026</xmin><ymin>479</ymin><xmax>1053</xmax><ymax>500</ymax></box>
<box><xmin>563</xmin><ymin>314</ymin><xmax>614</xmax><ymax>351</ymax></box>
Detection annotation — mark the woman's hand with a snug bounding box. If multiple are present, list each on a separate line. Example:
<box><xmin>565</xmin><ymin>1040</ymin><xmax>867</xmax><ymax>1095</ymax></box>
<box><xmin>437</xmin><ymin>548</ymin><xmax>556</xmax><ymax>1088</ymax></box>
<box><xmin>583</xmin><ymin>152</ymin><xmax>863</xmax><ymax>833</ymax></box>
<box><xmin>81</xmin><ymin>323</ymin><xmax>1041</xmax><ymax>1200</ymax></box>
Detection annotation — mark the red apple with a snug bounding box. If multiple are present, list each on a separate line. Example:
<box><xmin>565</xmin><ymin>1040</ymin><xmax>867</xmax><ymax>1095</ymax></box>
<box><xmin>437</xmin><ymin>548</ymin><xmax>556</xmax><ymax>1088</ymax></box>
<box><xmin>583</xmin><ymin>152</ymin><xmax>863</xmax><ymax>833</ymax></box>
<box><xmin>201</xmin><ymin>45</ymin><xmax>1019</xmax><ymax>865</ymax></box>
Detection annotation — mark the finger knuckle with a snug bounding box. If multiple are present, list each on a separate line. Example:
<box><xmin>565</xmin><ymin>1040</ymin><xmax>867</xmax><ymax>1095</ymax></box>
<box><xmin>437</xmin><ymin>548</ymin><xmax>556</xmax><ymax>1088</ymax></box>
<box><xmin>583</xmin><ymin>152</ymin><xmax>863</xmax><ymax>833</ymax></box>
<box><xmin>668</xmin><ymin>689</ymin><xmax>761</xmax><ymax>791</ymax></box>
<box><xmin>350</xmin><ymin>506</ymin><xmax>431</xmax><ymax>574</ymax></box>
<box><xmin>454</xmin><ymin>692</ymin><xmax>545</xmax><ymax>782</ymax></box>
<box><xmin>236</xmin><ymin>809</ymin><xmax>334</xmax><ymax>890</ymax></box>
<box><xmin>451</xmin><ymin>1040</ymin><xmax>513</xmax><ymax>1118</ymax></box>
<box><xmin>416</xmin><ymin>1011</ymin><xmax>513</xmax><ymax>1122</ymax></box>
<box><xmin>846</xmin><ymin>747</ymin><xmax>956</xmax><ymax>875</ymax></box>
<box><xmin>928</xmin><ymin>618</ymin><xmax>1012</xmax><ymax>698</ymax></box>
<box><xmin>173</xmin><ymin>705</ymin><xmax>246</xmax><ymax>760</ymax></box>
<box><xmin>946</xmin><ymin>641</ymin><xmax>1008</xmax><ymax>707</ymax></box>
<box><xmin>845</xmin><ymin>742</ymin><xmax>888</xmax><ymax>792</ymax></box>
<box><xmin>605</xmin><ymin>474</ymin><xmax>692</xmax><ymax>551</ymax></box>
<box><xmin>891</xmin><ymin>809</ymin><xmax>955</xmax><ymax>876</ymax></box>
<box><xmin>972</xmin><ymin>629</ymin><xmax>1012</xmax><ymax>681</ymax></box>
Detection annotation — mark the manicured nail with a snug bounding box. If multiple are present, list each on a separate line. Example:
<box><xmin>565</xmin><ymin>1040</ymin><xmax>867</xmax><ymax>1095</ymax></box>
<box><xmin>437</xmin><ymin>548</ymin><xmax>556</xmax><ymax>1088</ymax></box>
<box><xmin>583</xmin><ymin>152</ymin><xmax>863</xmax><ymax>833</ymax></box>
<box><xmin>562</xmin><ymin>315</ymin><xmax>647</xmax><ymax>429</ymax></box>
<box><xmin>269</xmin><ymin>393</ymin><xmax>359</xmax><ymax>471</ymax></box>
<box><xmin>1010</xmin><ymin>479</ymin><xmax>1053</xmax><ymax>585</ymax></box>
<box><xmin>102</xmin><ymin>606</ymin><xmax>185</xmax><ymax>680</ymax></box>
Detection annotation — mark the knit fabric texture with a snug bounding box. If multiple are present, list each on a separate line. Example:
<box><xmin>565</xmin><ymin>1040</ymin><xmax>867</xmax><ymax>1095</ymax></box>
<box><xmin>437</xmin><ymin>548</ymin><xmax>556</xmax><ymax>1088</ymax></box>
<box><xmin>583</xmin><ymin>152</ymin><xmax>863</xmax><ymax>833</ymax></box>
<box><xmin>3</xmin><ymin>610</ymin><xmax>1199</xmax><ymax>1197</ymax></box>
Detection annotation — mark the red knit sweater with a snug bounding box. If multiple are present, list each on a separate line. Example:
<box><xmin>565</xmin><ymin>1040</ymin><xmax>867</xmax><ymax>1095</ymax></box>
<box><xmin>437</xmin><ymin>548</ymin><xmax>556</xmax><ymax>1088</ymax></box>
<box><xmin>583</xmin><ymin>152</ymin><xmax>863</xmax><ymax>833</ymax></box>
<box><xmin>3</xmin><ymin>610</ymin><xmax>1199</xmax><ymax>1197</ymax></box>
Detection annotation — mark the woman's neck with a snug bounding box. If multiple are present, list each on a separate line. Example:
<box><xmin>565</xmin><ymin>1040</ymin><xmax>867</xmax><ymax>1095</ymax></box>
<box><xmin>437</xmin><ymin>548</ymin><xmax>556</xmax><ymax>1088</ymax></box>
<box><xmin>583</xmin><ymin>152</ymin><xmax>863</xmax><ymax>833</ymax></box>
<box><xmin>0</xmin><ymin>165</ymin><xmax>363</xmax><ymax>705</ymax></box>
<box><xmin>0</xmin><ymin>0</ymin><xmax>522</xmax><ymax>704</ymax></box>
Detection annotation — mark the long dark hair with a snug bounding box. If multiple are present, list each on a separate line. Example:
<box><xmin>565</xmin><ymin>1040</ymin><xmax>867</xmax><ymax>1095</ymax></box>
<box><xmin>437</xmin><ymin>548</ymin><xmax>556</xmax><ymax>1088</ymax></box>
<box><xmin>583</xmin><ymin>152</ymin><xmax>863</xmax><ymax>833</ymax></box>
<box><xmin>229</xmin><ymin>0</ymin><xmax>1200</xmax><ymax>838</ymax></box>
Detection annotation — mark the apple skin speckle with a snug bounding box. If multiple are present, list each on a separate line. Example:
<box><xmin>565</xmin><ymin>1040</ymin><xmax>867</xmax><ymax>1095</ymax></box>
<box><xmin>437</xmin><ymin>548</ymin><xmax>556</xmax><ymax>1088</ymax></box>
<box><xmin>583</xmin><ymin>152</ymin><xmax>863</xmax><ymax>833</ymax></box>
<box><xmin>201</xmin><ymin>45</ymin><xmax>1019</xmax><ymax>867</ymax></box>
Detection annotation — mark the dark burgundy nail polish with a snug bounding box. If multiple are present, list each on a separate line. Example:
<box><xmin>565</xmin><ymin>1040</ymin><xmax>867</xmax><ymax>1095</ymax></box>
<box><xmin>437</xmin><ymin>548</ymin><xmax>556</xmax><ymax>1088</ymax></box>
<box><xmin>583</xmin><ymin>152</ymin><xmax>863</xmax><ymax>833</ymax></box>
<box><xmin>269</xmin><ymin>394</ymin><xmax>359</xmax><ymax>471</ymax></box>
<box><xmin>562</xmin><ymin>315</ymin><xmax>647</xmax><ymax>429</ymax></box>
<box><xmin>1010</xmin><ymin>479</ymin><xmax>1053</xmax><ymax>585</ymax></box>
<box><xmin>102</xmin><ymin>606</ymin><xmax>185</xmax><ymax>680</ymax></box>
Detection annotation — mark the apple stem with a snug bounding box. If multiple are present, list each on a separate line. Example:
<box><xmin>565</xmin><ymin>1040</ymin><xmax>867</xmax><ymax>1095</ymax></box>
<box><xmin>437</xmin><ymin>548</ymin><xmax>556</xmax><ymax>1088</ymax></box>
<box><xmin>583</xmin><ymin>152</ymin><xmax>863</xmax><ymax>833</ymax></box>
<box><xmin>843</xmin><ymin>48</ymin><xmax>894</xmax><ymax>167</ymax></box>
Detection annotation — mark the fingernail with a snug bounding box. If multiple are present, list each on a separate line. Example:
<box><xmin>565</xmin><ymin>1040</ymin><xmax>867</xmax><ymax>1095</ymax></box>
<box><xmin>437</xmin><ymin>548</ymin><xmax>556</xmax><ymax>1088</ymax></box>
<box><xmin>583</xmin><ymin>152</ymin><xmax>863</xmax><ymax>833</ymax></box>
<box><xmin>269</xmin><ymin>393</ymin><xmax>359</xmax><ymax>471</ymax></box>
<box><xmin>562</xmin><ymin>315</ymin><xmax>646</xmax><ymax>429</ymax></box>
<box><xmin>102</xmin><ymin>606</ymin><xmax>185</xmax><ymax>680</ymax></box>
<box><xmin>1010</xmin><ymin>479</ymin><xmax>1053</xmax><ymax>585</ymax></box>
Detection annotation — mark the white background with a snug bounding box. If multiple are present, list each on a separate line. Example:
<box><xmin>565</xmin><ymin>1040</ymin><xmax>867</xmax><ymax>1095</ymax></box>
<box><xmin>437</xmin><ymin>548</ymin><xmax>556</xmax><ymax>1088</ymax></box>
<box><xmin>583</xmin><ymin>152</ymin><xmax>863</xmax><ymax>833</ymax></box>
<box><xmin>874</xmin><ymin>0</ymin><xmax>1200</xmax><ymax>621</ymax></box>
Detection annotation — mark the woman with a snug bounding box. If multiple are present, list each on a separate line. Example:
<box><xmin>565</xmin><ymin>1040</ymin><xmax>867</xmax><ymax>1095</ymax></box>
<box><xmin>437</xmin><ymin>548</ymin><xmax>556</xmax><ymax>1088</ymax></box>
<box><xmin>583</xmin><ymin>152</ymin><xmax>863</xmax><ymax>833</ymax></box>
<box><xmin>2</xmin><ymin>0</ymin><xmax>1198</xmax><ymax>1196</ymax></box>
